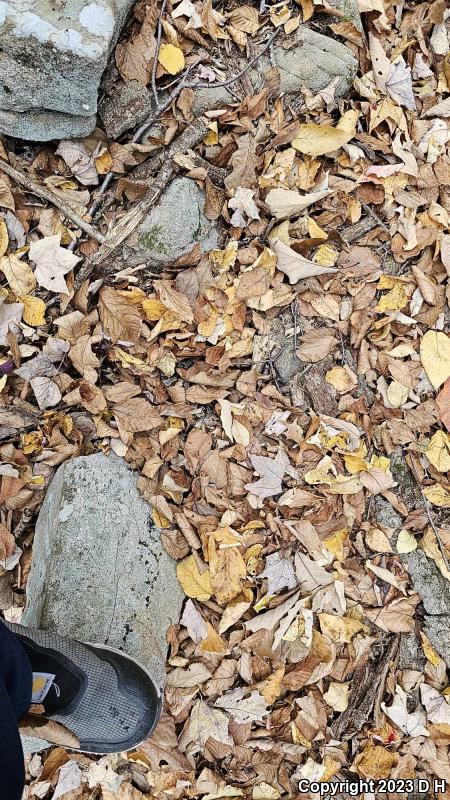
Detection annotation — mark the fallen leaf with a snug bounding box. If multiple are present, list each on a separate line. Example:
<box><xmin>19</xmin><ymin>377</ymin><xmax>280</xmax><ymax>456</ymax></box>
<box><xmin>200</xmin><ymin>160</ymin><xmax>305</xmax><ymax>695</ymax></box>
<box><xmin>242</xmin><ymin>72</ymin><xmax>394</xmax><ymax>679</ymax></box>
<box><xmin>292</xmin><ymin>110</ymin><xmax>359</xmax><ymax>156</ymax></box>
<box><xmin>420</xmin><ymin>330</ymin><xmax>450</xmax><ymax>389</ymax></box>
<box><xmin>386</xmin><ymin>57</ymin><xmax>416</xmax><ymax>110</ymax></box>
<box><xmin>425</xmin><ymin>430</ymin><xmax>450</xmax><ymax>473</ymax></box>
<box><xmin>177</xmin><ymin>555</ymin><xmax>212</xmax><ymax>601</ymax></box>
<box><xmin>0</xmin><ymin>254</ymin><xmax>35</xmax><ymax>295</ymax></box>
<box><xmin>30</xmin><ymin>377</ymin><xmax>62</xmax><ymax>410</ymax></box>
<box><xmin>259</xmin><ymin>552</ymin><xmax>297</xmax><ymax>595</ymax></box>
<box><xmin>29</xmin><ymin>235</ymin><xmax>80</xmax><ymax>294</ymax></box>
<box><xmin>19</xmin><ymin>295</ymin><xmax>46</xmax><ymax>327</ymax></box>
<box><xmin>224</xmin><ymin>134</ymin><xmax>257</xmax><ymax>190</ymax></box>
<box><xmin>158</xmin><ymin>43</ymin><xmax>185</xmax><ymax>75</ymax></box>
<box><xmin>215</xmin><ymin>688</ymin><xmax>268</xmax><ymax>724</ymax></box>
<box><xmin>272</xmin><ymin>239</ymin><xmax>337</xmax><ymax>284</ymax></box>
<box><xmin>265</xmin><ymin>188</ymin><xmax>330</xmax><ymax>220</ymax></box>
<box><xmin>381</xmin><ymin>685</ymin><xmax>428</xmax><ymax>737</ymax></box>
<box><xmin>245</xmin><ymin>450</ymin><xmax>293</xmax><ymax>500</ymax></box>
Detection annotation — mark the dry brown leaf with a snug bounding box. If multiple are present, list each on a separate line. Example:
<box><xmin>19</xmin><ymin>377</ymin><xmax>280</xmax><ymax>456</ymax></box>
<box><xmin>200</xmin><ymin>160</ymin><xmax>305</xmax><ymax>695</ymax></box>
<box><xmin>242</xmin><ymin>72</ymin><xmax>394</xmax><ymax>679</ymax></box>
<box><xmin>99</xmin><ymin>286</ymin><xmax>143</xmax><ymax>343</ymax></box>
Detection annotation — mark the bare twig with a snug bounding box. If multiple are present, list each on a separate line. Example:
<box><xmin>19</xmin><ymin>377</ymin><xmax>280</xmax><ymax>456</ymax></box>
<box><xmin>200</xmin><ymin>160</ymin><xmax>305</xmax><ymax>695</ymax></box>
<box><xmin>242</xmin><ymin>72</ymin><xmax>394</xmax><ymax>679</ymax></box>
<box><xmin>360</xmin><ymin>201</ymin><xmax>390</xmax><ymax>233</ymax></box>
<box><xmin>0</xmin><ymin>159</ymin><xmax>106</xmax><ymax>244</ymax></box>
<box><xmin>184</xmin><ymin>28</ymin><xmax>281</xmax><ymax>90</ymax></box>
<box><xmin>151</xmin><ymin>0</ymin><xmax>168</xmax><ymax>111</ymax></box>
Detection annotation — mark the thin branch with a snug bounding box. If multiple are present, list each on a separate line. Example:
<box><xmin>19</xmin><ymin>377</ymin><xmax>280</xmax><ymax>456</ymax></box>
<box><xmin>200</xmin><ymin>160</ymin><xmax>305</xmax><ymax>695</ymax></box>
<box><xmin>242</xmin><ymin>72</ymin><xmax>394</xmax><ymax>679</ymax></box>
<box><xmin>0</xmin><ymin>159</ymin><xmax>106</xmax><ymax>244</ymax></box>
<box><xmin>184</xmin><ymin>28</ymin><xmax>281</xmax><ymax>90</ymax></box>
<box><xmin>151</xmin><ymin>0</ymin><xmax>168</xmax><ymax>111</ymax></box>
<box><xmin>360</xmin><ymin>201</ymin><xmax>390</xmax><ymax>233</ymax></box>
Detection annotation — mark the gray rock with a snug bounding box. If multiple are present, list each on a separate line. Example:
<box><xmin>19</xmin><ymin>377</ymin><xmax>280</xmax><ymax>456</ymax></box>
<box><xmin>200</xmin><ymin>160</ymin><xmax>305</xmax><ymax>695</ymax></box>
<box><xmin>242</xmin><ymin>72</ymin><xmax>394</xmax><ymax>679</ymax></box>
<box><xmin>99</xmin><ymin>81</ymin><xmax>153</xmax><ymax>139</ymax></box>
<box><xmin>0</xmin><ymin>0</ymin><xmax>134</xmax><ymax>140</ymax></box>
<box><xmin>191</xmin><ymin>27</ymin><xmax>358</xmax><ymax>116</ymax></box>
<box><xmin>373</xmin><ymin>497</ymin><xmax>403</xmax><ymax>531</ymax></box>
<box><xmin>0</xmin><ymin>108</ymin><xmax>97</xmax><ymax>141</ymax></box>
<box><xmin>123</xmin><ymin>177</ymin><xmax>219</xmax><ymax>266</ymax></box>
<box><xmin>22</xmin><ymin>453</ymin><xmax>183</xmax><ymax>687</ymax></box>
<box><xmin>405</xmin><ymin>549</ymin><xmax>450</xmax><ymax>617</ymax></box>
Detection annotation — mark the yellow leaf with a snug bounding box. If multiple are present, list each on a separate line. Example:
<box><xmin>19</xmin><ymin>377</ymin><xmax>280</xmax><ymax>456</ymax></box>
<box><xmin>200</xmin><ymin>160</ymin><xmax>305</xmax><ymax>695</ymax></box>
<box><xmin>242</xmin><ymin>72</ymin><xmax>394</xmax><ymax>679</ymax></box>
<box><xmin>313</xmin><ymin>244</ymin><xmax>338</xmax><ymax>266</ymax></box>
<box><xmin>420</xmin><ymin>632</ymin><xmax>442</xmax><ymax>666</ymax></box>
<box><xmin>210</xmin><ymin>241</ymin><xmax>238</xmax><ymax>272</ymax></box>
<box><xmin>377</xmin><ymin>283</ymin><xmax>408</xmax><ymax>312</ymax></box>
<box><xmin>204</xmin><ymin>122</ymin><xmax>218</xmax><ymax>145</ymax></box>
<box><xmin>95</xmin><ymin>151</ymin><xmax>114</xmax><ymax>175</ymax></box>
<box><xmin>307</xmin><ymin>217</ymin><xmax>328</xmax><ymax>239</ymax></box>
<box><xmin>423</xmin><ymin>484</ymin><xmax>450</xmax><ymax>508</ymax></box>
<box><xmin>199</xmin><ymin>622</ymin><xmax>228</xmax><ymax>653</ymax></box>
<box><xmin>0</xmin><ymin>219</ymin><xmax>8</xmax><ymax>257</ymax></box>
<box><xmin>323</xmin><ymin>681</ymin><xmax>349</xmax><ymax>712</ymax></box>
<box><xmin>142</xmin><ymin>298</ymin><xmax>167</xmax><ymax>321</ymax></box>
<box><xmin>353</xmin><ymin>743</ymin><xmax>397</xmax><ymax>779</ymax></box>
<box><xmin>323</xmin><ymin>529</ymin><xmax>348</xmax><ymax>560</ymax></box>
<box><xmin>420</xmin><ymin>330</ymin><xmax>450</xmax><ymax>390</ymax></box>
<box><xmin>177</xmin><ymin>555</ymin><xmax>212</xmax><ymax>601</ymax></box>
<box><xmin>19</xmin><ymin>295</ymin><xmax>46</xmax><ymax>326</ymax></box>
<box><xmin>425</xmin><ymin>430</ymin><xmax>450</xmax><ymax>473</ymax></box>
<box><xmin>152</xmin><ymin>508</ymin><xmax>170</xmax><ymax>528</ymax></box>
<box><xmin>254</xmin><ymin>666</ymin><xmax>285</xmax><ymax>704</ymax></box>
<box><xmin>210</xmin><ymin>545</ymin><xmax>246</xmax><ymax>605</ymax></box>
<box><xmin>396</xmin><ymin>529</ymin><xmax>417</xmax><ymax>554</ymax></box>
<box><xmin>158</xmin><ymin>43</ymin><xmax>185</xmax><ymax>75</ymax></box>
<box><xmin>292</xmin><ymin>110</ymin><xmax>359</xmax><ymax>156</ymax></box>
<box><xmin>1</xmin><ymin>254</ymin><xmax>36</xmax><ymax>295</ymax></box>
<box><xmin>344</xmin><ymin>453</ymin><xmax>369</xmax><ymax>473</ymax></box>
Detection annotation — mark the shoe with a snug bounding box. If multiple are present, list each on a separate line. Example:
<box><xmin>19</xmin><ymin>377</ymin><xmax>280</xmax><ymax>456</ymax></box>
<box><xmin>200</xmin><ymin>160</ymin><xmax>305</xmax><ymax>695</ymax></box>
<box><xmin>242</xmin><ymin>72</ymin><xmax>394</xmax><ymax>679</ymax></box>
<box><xmin>6</xmin><ymin>622</ymin><xmax>161</xmax><ymax>754</ymax></box>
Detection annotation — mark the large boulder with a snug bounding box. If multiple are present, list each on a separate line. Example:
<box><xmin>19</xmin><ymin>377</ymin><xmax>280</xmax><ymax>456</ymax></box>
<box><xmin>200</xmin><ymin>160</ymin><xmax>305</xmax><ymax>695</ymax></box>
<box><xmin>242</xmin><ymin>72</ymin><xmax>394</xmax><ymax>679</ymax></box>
<box><xmin>0</xmin><ymin>0</ymin><xmax>134</xmax><ymax>140</ymax></box>
<box><xmin>22</xmin><ymin>453</ymin><xmax>184</xmax><ymax>689</ymax></box>
<box><xmin>123</xmin><ymin>176</ymin><xmax>219</xmax><ymax>267</ymax></box>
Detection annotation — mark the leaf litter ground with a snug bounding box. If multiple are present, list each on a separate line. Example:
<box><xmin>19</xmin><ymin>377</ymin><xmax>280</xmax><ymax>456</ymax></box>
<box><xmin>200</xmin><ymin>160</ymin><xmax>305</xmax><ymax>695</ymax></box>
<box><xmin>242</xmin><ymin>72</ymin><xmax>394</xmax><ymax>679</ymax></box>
<box><xmin>0</xmin><ymin>0</ymin><xmax>449</xmax><ymax>798</ymax></box>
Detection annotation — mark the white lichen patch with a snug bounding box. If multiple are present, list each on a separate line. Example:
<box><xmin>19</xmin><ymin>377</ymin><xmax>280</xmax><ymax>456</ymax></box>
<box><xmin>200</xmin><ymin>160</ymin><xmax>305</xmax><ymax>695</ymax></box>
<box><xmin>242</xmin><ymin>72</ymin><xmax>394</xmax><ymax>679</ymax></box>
<box><xmin>79</xmin><ymin>3</ymin><xmax>114</xmax><ymax>37</ymax></box>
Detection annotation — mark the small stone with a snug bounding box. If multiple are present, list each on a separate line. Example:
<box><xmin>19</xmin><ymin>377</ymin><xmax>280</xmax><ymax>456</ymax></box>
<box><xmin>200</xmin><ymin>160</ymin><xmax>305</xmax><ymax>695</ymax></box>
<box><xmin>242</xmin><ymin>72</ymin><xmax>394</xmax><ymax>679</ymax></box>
<box><xmin>123</xmin><ymin>177</ymin><xmax>219</xmax><ymax>267</ymax></box>
<box><xmin>22</xmin><ymin>453</ymin><xmax>184</xmax><ymax>689</ymax></box>
<box><xmin>99</xmin><ymin>81</ymin><xmax>153</xmax><ymax>139</ymax></box>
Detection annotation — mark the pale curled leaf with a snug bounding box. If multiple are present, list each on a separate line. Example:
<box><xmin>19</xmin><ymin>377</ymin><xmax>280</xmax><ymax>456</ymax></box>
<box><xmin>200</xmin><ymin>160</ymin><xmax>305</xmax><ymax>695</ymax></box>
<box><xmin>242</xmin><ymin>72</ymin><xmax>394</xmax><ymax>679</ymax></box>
<box><xmin>272</xmin><ymin>239</ymin><xmax>337</xmax><ymax>284</ymax></box>
<box><xmin>29</xmin><ymin>235</ymin><xmax>80</xmax><ymax>294</ymax></box>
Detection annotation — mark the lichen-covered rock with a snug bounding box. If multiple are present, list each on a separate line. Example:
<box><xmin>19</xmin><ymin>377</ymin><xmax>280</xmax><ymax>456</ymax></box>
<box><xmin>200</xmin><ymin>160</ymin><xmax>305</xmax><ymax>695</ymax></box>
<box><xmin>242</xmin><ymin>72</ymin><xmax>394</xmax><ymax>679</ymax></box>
<box><xmin>123</xmin><ymin>177</ymin><xmax>219</xmax><ymax>267</ymax></box>
<box><xmin>0</xmin><ymin>0</ymin><xmax>134</xmax><ymax>140</ymax></box>
<box><xmin>23</xmin><ymin>453</ymin><xmax>184</xmax><ymax>690</ymax></box>
<box><xmin>99</xmin><ymin>80</ymin><xmax>153</xmax><ymax>139</ymax></box>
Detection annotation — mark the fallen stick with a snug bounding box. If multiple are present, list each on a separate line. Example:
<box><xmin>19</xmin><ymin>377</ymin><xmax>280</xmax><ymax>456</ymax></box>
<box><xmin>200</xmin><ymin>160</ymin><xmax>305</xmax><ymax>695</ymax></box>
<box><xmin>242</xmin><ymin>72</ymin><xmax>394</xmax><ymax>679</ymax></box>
<box><xmin>73</xmin><ymin>119</ymin><xmax>207</xmax><ymax>289</ymax></box>
<box><xmin>0</xmin><ymin>159</ymin><xmax>106</xmax><ymax>244</ymax></box>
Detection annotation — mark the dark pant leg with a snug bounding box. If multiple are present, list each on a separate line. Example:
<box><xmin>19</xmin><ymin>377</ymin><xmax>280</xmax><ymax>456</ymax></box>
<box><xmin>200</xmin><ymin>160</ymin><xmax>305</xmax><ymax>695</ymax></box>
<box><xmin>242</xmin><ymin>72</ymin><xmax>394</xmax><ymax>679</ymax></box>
<box><xmin>0</xmin><ymin>620</ymin><xmax>33</xmax><ymax>800</ymax></box>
